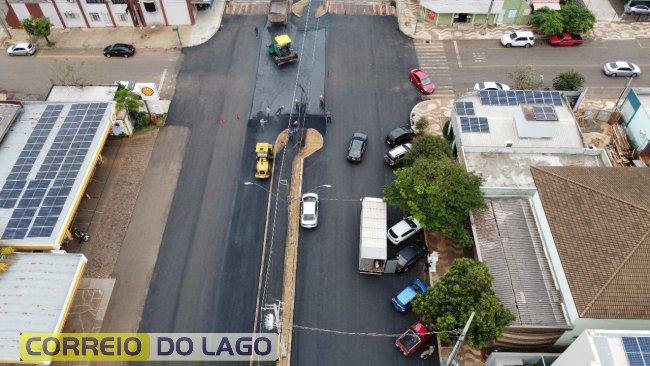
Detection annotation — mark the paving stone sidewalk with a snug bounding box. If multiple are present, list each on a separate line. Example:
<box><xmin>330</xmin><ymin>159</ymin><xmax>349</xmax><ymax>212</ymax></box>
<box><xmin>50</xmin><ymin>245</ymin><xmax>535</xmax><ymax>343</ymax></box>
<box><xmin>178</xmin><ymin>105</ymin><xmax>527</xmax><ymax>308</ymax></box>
<box><xmin>397</xmin><ymin>0</ymin><xmax>650</xmax><ymax>41</ymax></box>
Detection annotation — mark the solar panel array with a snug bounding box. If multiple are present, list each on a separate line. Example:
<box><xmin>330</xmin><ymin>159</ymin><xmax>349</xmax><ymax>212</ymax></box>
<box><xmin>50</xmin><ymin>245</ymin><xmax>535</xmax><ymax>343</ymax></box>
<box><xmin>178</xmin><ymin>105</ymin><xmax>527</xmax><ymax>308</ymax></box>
<box><xmin>460</xmin><ymin>117</ymin><xmax>489</xmax><ymax>133</ymax></box>
<box><xmin>479</xmin><ymin>90</ymin><xmax>563</xmax><ymax>106</ymax></box>
<box><xmin>623</xmin><ymin>336</ymin><xmax>650</xmax><ymax>366</ymax></box>
<box><xmin>1</xmin><ymin>103</ymin><xmax>109</xmax><ymax>240</ymax></box>
<box><xmin>455</xmin><ymin>101</ymin><xmax>475</xmax><ymax>116</ymax></box>
<box><xmin>532</xmin><ymin>106</ymin><xmax>558</xmax><ymax>121</ymax></box>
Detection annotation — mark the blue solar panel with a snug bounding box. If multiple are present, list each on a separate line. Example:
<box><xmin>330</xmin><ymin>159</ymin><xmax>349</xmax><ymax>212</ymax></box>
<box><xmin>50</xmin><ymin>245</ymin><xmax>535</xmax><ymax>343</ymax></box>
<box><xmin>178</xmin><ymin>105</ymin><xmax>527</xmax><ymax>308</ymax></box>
<box><xmin>460</xmin><ymin>117</ymin><xmax>490</xmax><ymax>133</ymax></box>
<box><xmin>455</xmin><ymin>101</ymin><xmax>475</xmax><ymax>116</ymax></box>
<box><xmin>478</xmin><ymin>90</ymin><xmax>564</xmax><ymax>106</ymax></box>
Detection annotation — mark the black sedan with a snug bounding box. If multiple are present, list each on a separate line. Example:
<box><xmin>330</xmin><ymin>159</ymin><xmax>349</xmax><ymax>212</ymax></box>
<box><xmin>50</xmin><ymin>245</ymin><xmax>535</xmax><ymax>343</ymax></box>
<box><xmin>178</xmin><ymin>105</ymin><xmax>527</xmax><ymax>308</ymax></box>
<box><xmin>103</xmin><ymin>43</ymin><xmax>136</xmax><ymax>58</ymax></box>
<box><xmin>347</xmin><ymin>132</ymin><xmax>368</xmax><ymax>162</ymax></box>
<box><xmin>395</xmin><ymin>243</ymin><xmax>428</xmax><ymax>273</ymax></box>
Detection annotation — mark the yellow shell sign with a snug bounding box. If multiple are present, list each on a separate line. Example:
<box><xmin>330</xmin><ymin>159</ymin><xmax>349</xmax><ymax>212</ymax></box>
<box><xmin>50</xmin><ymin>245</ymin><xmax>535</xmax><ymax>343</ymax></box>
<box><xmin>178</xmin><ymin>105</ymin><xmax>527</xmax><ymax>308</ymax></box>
<box><xmin>140</xmin><ymin>86</ymin><xmax>155</xmax><ymax>97</ymax></box>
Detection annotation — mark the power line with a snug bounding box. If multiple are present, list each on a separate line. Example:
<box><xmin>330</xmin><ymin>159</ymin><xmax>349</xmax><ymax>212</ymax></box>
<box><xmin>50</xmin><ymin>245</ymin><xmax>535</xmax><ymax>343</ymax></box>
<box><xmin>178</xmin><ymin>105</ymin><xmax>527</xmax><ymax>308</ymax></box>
<box><xmin>293</xmin><ymin>324</ymin><xmax>463</xmax><ymax>338</ymax></box>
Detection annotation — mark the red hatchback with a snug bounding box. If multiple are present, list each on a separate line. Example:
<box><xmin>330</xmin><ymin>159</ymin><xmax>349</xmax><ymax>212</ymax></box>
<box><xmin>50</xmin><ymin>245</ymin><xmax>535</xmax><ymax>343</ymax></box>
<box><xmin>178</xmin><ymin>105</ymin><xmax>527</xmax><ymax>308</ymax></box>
<box><xmin>548</xmin><ymin>33</ymin><xmax>583</xmax><ymax>47</ymax></box>
<box><xmin>409</xmin><ymin>68</ymin><xmax>435</xmax><ymax>94</ymax></box>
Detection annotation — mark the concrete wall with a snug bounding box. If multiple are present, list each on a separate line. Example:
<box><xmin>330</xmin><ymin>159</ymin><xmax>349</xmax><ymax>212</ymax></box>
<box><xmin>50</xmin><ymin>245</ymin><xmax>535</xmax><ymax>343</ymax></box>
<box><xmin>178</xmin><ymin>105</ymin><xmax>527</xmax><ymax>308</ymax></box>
<box><xmin>78</xmin><ymin>2</ymin><xmax>113</xmax><ymax>27</ymax></box>
<box><xmin>163</xmin><ymin>0</ymin><xmax>191</xmax><ymax>24</ymax></box>
<box><xmin>40</xmin><ymin>3</ymin><xmax>63</xmax><ymax>27</ymax></box>
<box><xmin>556</xmin><ymin>318</ymin><xmax>650</xmax><ymax>346</ymax></box>
<box><xmin>621</xmin><ymin>90</ymin><xmax>650</xmax><ymax>152</ymax></box>
<box><xmin>139</xmin><ymin>0</ymin><xmax>166</xmax><ymax>25</ymax></box>
<box><xmin>54</xmin><ymin>0</ymin><xmax>86</xmax><ymax>28</ymax></box>
<box><xmin>486</xmin><ymin>352</ymin><xmax>559</xmax><ymax>366</ymax></box>
<box><xmin>11</xmin><ymin>3</ymin><xmax>31</xmax><ymax>20</ymax></box>
<box><xmin>499</xmin><ymin>0</ymin><xmax>529</xmax><ymax>24</ymax></box>
<box><xmin>108</xmin><ymin>3</ymin><xmax>133</xmax><ymax>26</ymax></box>
<box><xmin>553</xmin><ymin>330</ymin><xmax>595</xmax><ymax>365</ymax></box>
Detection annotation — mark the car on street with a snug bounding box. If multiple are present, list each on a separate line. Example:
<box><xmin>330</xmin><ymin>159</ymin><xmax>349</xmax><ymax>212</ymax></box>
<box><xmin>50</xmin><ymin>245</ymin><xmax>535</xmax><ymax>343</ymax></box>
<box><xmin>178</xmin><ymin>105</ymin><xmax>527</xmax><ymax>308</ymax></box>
<box><xmin>386</xmin><ymin>126</ymin><xmax>415</xmax><ymax>146</ymax></box>
<box><xmin>103</xmin><ymin>43</ymin><xmax>136</xmax><ymax>58</ymax></box>
<box><xmin>395</xmin><ymin>243</ymin><xmax>428</xmax><ymax>273</ymax></box>
<box><xmin>500</xmin><ymin>31</ymin><xmax>535</xmax><ymax>48</ymax></box>
<box><xmin>388</xmin><ymin>217</ymin><xmax>422</xmax><ymax>244</ymax></box>
<box><xmin>385</xmin><ymin>143</ymin><xmax>412</xmax><ymax>167</ymax></box>
<box><xmin>395</xmin><ymin>320</ymin><xmax>432</xmax><ymax>356</ymax></box>
<box><xmin>346</xmin><ymin>132</ymin><xmax>368</xmax><ymax>162</ymax></box>
<box><xmin>392</xmin><ymin>278</ymin><xmax>429</xmax><ymax>313</ymax></box>
<box><xmin>548</xmin><ymin>32</ymin><xmax>584</xmax><ymax>46</ymax></box>
<box><xmin>603</xmin><ymin>61</ymin><xmax>641</xmax><ymax>77</ymax></box>
<box><xmin>625</xmin><ymin>3</ymin><xmax>650</xmax><ymax>14</ymax></box>
<box><xmin>473</xmin><ymin>81</ymin><xmax>510</xmax><ymax>91</ymax></box>
<box><xmin>6</xmin><ymin>42</ymin><xmax>36</xmax><ymax>56</ymax></box>
<box><xmin>408</xmin><ymin>68</ymin><xmax>435</xmax><ymax>95</ymax></box>
<box><xmin>300</xmin><ymin>193</ymin><xmax>319</xmax><ymax>228</ymax></box>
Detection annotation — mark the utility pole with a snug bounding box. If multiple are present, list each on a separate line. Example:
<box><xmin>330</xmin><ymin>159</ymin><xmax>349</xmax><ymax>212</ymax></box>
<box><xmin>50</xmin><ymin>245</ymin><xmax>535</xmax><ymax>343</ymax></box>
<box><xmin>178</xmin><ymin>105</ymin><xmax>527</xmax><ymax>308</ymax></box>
<box><xmin>483</xmin><ymin>0</ymin><xmax>496</xmax><ymax>30</ymax></box>
<box><xmin>261</xmin><ymin>300</ymin><xmax>285</xmax><ymax>358</ymax></box>
<box><xmin>614</xmin><ymin>76</ymin><xmax>634</xmax><ymax>109</ymax></box>
<box><xmin>446</xmin><ymin>312</ymin><xmax>475</xmax><ymax>366</ymax></box>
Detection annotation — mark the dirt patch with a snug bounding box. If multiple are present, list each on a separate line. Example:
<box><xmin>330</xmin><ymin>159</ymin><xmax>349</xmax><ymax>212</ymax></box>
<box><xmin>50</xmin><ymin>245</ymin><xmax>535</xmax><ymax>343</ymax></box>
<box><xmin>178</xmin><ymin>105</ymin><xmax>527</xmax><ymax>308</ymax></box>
<box><xmin>411</xmin><ymin>99</ymin><xmax>453</xmax><ymax>136</ymax></box>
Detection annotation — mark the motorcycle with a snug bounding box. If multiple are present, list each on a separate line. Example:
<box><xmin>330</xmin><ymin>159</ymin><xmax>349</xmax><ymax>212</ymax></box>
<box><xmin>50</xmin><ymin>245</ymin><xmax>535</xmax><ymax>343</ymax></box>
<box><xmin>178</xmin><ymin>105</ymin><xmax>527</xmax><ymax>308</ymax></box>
<box><xmin>72</xmin><ymin>227</ymin><xmax>90</xmax><ymax>243</ymax></box>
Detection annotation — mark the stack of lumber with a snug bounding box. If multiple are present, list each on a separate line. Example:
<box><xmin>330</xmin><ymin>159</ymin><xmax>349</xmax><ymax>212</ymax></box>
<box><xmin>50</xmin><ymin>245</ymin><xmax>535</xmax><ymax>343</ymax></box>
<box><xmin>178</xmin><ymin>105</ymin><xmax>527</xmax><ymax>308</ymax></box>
<box><xmin>608</xmin><ymin>123</ymin><xmax>634</xmax><ymax>166</ymax></box>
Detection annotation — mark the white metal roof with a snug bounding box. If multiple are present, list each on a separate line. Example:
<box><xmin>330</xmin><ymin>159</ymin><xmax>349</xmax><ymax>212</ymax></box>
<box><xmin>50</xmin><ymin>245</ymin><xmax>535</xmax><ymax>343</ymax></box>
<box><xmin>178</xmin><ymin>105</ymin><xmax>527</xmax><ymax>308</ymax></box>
<box><xmin>0</xmin><ymin>102</ymin><xmax>114</xmax><ymax>249</ymax></box>
<box><xmin>47</xmin><ymin>85</ymin><xmax>118</xmax><ymax>102</ymax></box>
<box><xmin>360</xmin><ymin>198</ymin><xmax>387</xmax><ymax>260</ymax></box>
<box><xmin>0</xmin><ymin>252</ymin><xmax>86</xmax><ymax>362</ymax></box>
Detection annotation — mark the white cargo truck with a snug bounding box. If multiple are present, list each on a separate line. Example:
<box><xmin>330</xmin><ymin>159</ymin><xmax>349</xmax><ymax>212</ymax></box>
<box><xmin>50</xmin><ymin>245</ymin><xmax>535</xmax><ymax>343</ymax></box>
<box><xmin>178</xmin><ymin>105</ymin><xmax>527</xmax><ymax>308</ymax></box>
<box><xmin>359</xmin><ymin>197</ymin><xmax>388</xmax><ymax>275</ymax></box>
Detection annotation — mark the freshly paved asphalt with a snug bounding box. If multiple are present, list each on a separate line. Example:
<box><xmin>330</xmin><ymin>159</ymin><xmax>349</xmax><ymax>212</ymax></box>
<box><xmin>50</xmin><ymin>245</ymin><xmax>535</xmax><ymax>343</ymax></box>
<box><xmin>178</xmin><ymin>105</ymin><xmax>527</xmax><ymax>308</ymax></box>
<box><xmin>139</xmin><ymin>14</ymin><xmax>275</xmax><ymax>341</ymax></box>
<box><xmin>292</xmin><ymin>16</ymin><xmax>435</xmax><ymax>365</ymax></box>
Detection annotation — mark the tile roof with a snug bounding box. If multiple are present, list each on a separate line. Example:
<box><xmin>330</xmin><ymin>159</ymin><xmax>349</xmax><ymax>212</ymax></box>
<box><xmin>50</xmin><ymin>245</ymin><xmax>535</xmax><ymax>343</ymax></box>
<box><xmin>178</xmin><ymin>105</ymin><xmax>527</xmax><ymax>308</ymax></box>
<box><xmin>531</xmin><ymin>166</ymin><xmax>650</xmax><ymax>319</ymax></box>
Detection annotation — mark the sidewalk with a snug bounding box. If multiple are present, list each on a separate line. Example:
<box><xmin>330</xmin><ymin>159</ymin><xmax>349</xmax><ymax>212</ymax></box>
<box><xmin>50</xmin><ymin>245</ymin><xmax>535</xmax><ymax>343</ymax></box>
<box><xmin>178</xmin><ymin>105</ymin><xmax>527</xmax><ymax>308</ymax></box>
<box><xmin>0</xmin><ymin>1</ymin><xmax>225</xmax><ymax>49</ymax></box>
<box><xmin>396</xmin><ymin>0</ymin><xmax>649</xmax><ymax>41</ymax></box>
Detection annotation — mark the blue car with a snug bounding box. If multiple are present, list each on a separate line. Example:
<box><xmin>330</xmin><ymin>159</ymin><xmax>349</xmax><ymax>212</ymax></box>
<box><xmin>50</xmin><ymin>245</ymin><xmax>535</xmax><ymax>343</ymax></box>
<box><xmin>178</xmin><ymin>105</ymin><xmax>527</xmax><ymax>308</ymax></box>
<box><xmin>392</xmin><ymin>279</ymin><xmax>429</xmax><ymax>313</ymax></box>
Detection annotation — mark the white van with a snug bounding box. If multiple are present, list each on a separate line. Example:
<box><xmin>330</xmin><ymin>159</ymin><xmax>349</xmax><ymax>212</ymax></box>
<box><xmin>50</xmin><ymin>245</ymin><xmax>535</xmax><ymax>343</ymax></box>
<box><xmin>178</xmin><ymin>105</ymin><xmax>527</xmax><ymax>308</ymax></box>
<box><xmin>501</xmin><ymin>31</ymin><xmax>535</xmax><ymax>48</ymax></box>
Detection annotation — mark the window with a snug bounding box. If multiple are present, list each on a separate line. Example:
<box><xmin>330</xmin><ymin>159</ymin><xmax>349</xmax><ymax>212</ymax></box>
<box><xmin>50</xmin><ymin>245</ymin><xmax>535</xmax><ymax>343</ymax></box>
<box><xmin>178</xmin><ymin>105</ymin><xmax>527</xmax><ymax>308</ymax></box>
<box><xmin>89</xmin><ymin>12</ymin><xmax>100</xmax><ymax>21</ymax></box>
<box><xmin>86</xmin><ymin>0</ymin><xmax>105</xmax><ymax>3</ymax></box>
<box><xmin>64</xmin><ymin>11</ymin><xmax>77</xmax><ymax>19</ymax></box>
<box><xmin>111</xmin><ymin>0</ymin><xmax>127</xmax><ymax>4</ymax></box>
<box><xmin>143</xmin><ymin>0</ymin><xmax>156</xmax><ymax>11</ymax></box>
<box><xmin>118</xmin><ymin>12</ymin><xmax>128</xmax><ymax>21</ymax></box>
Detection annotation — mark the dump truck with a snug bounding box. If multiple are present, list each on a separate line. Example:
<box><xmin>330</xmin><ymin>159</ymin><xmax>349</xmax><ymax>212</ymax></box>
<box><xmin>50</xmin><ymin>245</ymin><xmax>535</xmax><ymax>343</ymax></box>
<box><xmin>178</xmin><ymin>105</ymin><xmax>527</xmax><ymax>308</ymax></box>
<box><xmin>267</xmin><ymin>34</ymin><xmax>298</xmax><ymax>67</ymax></box>
<box><xmin>359</xmin><ymin>197</ymin><xmax>388</xmax><ymax>275</ymax></box>
<box><xmin>255</xmin><ymin>142</ymin><xmax>274</xmax><ymax>179</ymax></box>
<box><xmin>268</xmin><ymin>0</ymin><xmax>290</xmax><ymax>24</ymax></box>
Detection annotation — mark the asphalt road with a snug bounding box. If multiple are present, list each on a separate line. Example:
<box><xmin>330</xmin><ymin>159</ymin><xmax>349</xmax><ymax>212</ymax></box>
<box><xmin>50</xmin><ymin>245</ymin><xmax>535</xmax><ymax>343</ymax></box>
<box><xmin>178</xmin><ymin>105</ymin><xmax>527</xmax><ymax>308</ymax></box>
<box><xmin>442</xmin><ymin>38</ymin><xmax>650</xmax><ymax>98</ymax></box>
<box><xmin>138</xmin><ymin>14</ymin><xmax>272</xmax><ymax>342</ymax></box>
<box><xmin>292</xmin><ymin>16</ymin><xmax>436</xmax><ymax>365</ymax></box>
<box><xmin>0</xmin><ymin>48</ymin><xmax>180</xmax><ymax>99</ymax></box>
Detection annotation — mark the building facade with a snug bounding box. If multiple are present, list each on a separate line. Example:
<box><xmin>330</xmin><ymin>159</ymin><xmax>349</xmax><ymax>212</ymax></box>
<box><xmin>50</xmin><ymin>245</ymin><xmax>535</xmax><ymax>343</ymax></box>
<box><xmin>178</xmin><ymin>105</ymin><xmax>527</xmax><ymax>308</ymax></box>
<box><xmin>4</xmin><ymin>0</ymin><xmax>196</xmax><ymax>28</ymax></box>
<box><xmin>620</xmin><ymin>88</ymin><xmax>650</xmax><ymax>156</ymax></box>
<box><xmin>418</xmin><ymin>0</ymin><xmax>531</xmax><ymax>26</ymax></box>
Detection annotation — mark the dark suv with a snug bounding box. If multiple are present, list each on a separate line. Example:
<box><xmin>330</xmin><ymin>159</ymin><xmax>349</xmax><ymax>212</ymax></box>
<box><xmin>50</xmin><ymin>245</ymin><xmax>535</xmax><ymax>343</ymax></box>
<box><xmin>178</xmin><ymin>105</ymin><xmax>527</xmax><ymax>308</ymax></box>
<box><xmin>395</xmin><ymin>244</ymin><xmax>428</xmax><ymax>273</ymax></box>
<box><xmin>386</xmin><ymin>126</ymin><xmax>415</xmax><ymax>146</ymax></box>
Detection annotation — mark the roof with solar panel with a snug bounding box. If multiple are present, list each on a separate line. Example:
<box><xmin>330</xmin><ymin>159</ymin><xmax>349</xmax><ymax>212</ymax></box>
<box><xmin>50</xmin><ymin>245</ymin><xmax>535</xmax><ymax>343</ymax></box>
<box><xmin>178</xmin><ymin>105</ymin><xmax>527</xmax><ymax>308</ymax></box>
<box><xmin>0</xmin><ymin>101</ymin><xmax>114</xmax><ymax>249</ymax></box>
<box><xmin>449</xmin><ymin>91</ymin><xmax>610</xmax><ymax>188</ymax></box>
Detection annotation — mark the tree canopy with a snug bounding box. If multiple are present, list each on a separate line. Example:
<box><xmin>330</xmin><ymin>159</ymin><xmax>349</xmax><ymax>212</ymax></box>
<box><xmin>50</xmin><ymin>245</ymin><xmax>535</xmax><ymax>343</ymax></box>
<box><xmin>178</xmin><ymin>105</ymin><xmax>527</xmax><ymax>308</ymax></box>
<box><xmin>412</xmin><ymin>258</ymin><xmax>516</xmax><ymax>348</ymax></box>
<box><xmin>21</xmin><ymin>17</ymin><xmax>53</xmax><ymax>45</ymax></box>
<box><xmin>530</xmin><ymin>2</ymin><xmax>595</xmax><ymax>36</ymax></box>
<box><xmin>553</xmin><ymin>70</ymin><xmax>585</xmax><ymax>91</ymax></box>
<box><xmin>530</xmin><ymin>7</ymin><xmax>564</xmax><ymax>36</ymax></box>
<box><xmin>114</xmin><ymin>86</ymin><xmax>144</xmax><ymax>113</ymax></box>
<box><xmin>383</xmin><ymin>157</ymin><xmax>484</xmax><ymax>247</ymax></box>
<box><xmin>402</xmin><ymin>135</ymin><xmax>452</xmax><ymax>166</ymax></box>
<box><xmin>508</xmin><ymin>66</ymin><xmax>540</xmax><ymax>90</ymax></box>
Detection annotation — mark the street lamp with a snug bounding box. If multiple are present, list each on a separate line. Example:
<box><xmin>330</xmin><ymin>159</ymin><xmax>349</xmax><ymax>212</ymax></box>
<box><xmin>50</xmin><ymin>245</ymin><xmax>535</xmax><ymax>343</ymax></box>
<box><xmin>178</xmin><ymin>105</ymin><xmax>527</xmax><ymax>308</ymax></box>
<box><xmin>244</xmin><ymin>182</ymin><xmax>331</xmax><ymax>201</ymax></box>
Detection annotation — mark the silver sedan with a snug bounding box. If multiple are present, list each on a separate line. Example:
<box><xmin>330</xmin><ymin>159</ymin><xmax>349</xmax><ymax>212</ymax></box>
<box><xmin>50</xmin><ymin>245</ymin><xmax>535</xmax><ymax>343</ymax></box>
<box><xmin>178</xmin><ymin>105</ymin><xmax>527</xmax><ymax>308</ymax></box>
<box><xmin>603</xmin><ymin>61</ymin><xmax>641</xmax><ymax>77</ymax></box>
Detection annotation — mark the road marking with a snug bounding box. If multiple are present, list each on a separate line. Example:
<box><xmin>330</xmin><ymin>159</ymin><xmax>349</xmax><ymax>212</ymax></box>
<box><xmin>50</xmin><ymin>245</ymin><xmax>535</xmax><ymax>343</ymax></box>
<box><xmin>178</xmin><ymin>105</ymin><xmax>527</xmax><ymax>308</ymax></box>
<box><xmin>36</xmin><ymin>54</ymin><xmax>104</xmax><ymax>59</ymax></box>
<box><xmin>636</xmin><ymin>39</ymin><xmax>650</xmax><ymax>48</ymax></box>
<box><xmin>461</xmin><ymin>63</ymin><xmax>650</xmax><ymax>68</ymax></box>
<box><xmin>453</xmin><ymin>40</ymin><xmax>462</xmax><ymax>68</ymax></box>
<box><xmin>159</xmin><ymin>68</ymin><xmax>167</xmax><ymax>90</ymax></box>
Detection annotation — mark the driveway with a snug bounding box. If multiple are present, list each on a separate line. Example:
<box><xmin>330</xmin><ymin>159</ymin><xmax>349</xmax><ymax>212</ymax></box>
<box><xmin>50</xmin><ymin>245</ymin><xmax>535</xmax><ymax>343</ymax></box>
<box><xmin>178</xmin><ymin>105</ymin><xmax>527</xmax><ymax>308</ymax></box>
<box><xmin>292</xmin><ymin>16</ymin><xmax>435</xmax><ymax>365</ymax></box>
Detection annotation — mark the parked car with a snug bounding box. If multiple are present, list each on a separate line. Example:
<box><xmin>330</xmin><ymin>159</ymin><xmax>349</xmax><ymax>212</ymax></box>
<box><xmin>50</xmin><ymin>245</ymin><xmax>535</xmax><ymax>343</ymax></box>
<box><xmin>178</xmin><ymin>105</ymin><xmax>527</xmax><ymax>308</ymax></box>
<box><xmin>392</xmin><ymin>278</ymin><xmax>429</xmax><ymax>313</ymax></box>
<box><xmin>386</xmin><ymin>126</ymin><xmax>415</xmax><ymax>146</ymax></box>
<box><xmin>385</xmin><ymin>143</ymin><xmax>412</xmax><ymax>167</ymax></box>
<box><xmin>388</xmin><ymin>217</ymin><xmax>422</xmax><ymax>245</ymax></box>
<box><xmin>103</xmin><ymin>43</ymin><xmax>136</xmax><ymax>58</ymax></box>
<box><xmin>6</xmin><ymin>42</ymin><xmax>36</xmax><ymax>56</ymax></box>
<box><xmin>625</xmin><ymin>3</ymin><xmax>650</xmax><ymax>14</ymax></box>
<box><xmin>395</xmin><ymin>244</ymin><xmax>428</xmax><ymax>273</ymax></box>
<box><xmin>300</xmin><ymin>193</ymin><xmax>319</xmax><ymax>228</ymax></box>
<box><xmin>473</xmin><ymin>81</ymin><xmax>510</xmax><ymax>91</ymax></box>
<box><xmin>548</xmin><ymin>32</ymin><xmax>584</xmax><ymax>47</ymax></box>
<box><xmin>500</xmin><ymin>31</ymin><xmax>535</xmax><ymax>48</ymax></box>
<box><xmin>408</xmin><ymin>68</ymin><xmax>435</xmax><ymax>94</ymax></box>
<box><xmin>395</xmin><ymin>320</ymin><xmax>432</xmax><ymax>356</ymax></box>
<box><xmin>603</xmin><ymin>61</ymin><xmax>641</xmax><ymax>77</ymax></box>
<box><xmin>347</xmin><ymin>132</ymin><xmax>368</xmax><ymax>162</ymax></box>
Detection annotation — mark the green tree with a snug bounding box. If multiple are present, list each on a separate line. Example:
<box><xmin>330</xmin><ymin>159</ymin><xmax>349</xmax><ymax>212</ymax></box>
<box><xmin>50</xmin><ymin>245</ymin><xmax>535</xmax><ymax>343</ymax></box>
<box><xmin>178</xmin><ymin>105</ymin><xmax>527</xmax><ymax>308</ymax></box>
<box><xmin>0</xmin><ymin>247</ymin><xmax>16</xmax><ymax>273</ymax></box>
<box><xmin>508</xmin><ymin>65</ymin><xmax>539</xmax><ymax>90</ymax></box>
<box><xmin>561</xmin><ymin>2</ymin><xmax>595</xmax><ymax>34</ymax></box>
<box><xmin>383</xmin><ymin>157</ymin><xmax>484</xmax><ymax>246</ymax></box>
<box><xmin>21</xmin><ymin>17</ymin><xmax>53</xmax><ymax>45</ymax></box>
<box><xmin>403</xmin><ymin>135</ymin><xmax>451</xmax><ymax>166</ymax></box>
<box><xmin>553</xmin><ymin>70</ymin><xmax>585</xmax><ymax>90</ymax></box>
<box><xmin>530</xmin><ymin>7</ymin><xmax>564</xmax><ymax>36</ymax></box>
<box><xmin>114</xmin><ymin>85</ymin><xmax>144</xmax><ymax>113</ymax></box>
<box><xmin>412</xmin><ymin>258</ymin><xmax>516</xmax><ymax>348</ymax></box>
<box><xmin>415</xmin><ymin>117</ymin><xmax>429</xmax><ymax>134</ymax></box>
